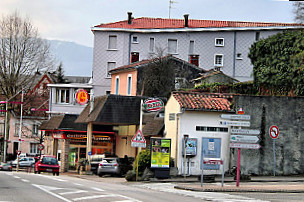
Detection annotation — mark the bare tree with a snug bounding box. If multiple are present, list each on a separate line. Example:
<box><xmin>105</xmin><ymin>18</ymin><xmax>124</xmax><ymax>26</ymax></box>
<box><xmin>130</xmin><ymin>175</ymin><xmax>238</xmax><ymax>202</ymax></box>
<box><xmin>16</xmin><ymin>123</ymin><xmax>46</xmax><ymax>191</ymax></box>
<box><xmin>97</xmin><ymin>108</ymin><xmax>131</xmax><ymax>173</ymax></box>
<box><xmin>293</xmin><ymin>2</ymin><xmax>304</xmax><ymax>23</ymax></box>
<box><xmin>0</xmin><ymin>12</ymin><xmax>55</xmax><ymax>99</ymax></box>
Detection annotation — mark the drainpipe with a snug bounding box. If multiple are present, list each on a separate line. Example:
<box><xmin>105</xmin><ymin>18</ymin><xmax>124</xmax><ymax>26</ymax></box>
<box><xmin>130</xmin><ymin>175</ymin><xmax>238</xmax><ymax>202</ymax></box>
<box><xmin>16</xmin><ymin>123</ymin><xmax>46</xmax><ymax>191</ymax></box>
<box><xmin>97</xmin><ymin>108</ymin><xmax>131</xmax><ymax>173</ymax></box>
<box><xmin>175</xmin><ymin>111</ymin><xmax>184</xmax><ymax>169</ymax></box>
<box><xmin>128</xmin><ymin>33</ymin><xmax>133</xmax><ymax>65</ymax></box>
<box><xmin>233</xmin><ymin>31</ymin><xmax>237</xmax><ymax>78</ymax></box>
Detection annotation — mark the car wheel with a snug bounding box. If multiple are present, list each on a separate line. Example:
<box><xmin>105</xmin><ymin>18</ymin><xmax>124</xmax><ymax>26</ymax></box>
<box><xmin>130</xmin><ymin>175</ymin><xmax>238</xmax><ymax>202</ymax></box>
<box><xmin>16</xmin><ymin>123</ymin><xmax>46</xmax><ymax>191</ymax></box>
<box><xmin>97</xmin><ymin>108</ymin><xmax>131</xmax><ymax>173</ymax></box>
<box><xmin>53</xmin><ymin>172</ymin><xmax>56</xmax><ymax>176</ymax></box>
<box><xmin>98</xmin><ymin>173</ymin><xmax>103</xmax><ymax>177</ymax></box>
<box><xmin>34</xmin><ymin>170</ymin><xmax>37</xmax><ymax>174</ymax></box>
<box><xmin>38</xmin><ymin>171</ymin><xmax>40</xmax><ymax>174</ymax></box>
<box><xmin>56</xmin><ymin>172</ymin><xmax>59</xmax><ymax>176</ymax></box>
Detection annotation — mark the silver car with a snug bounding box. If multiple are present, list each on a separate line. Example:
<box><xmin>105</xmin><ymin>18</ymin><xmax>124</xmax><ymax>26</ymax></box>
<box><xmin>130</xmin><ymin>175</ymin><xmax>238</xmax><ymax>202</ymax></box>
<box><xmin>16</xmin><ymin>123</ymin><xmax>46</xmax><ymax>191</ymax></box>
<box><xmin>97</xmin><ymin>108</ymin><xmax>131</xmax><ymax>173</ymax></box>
<box><xmin>97</xmin><ymin>157</ymin><xmax>133</xmax><ymax>177</ymax></box>
<box><xmin>12</xmin><ymin>157</ymin><xmax>35</xmax><ymax>167</ymax></box>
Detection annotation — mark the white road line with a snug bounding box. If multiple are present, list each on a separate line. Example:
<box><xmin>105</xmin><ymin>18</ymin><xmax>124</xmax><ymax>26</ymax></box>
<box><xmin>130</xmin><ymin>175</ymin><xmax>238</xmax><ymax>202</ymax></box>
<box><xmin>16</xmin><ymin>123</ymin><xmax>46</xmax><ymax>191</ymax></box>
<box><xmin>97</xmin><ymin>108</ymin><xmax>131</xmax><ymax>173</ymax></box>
<box><xmin>32</xmin><ymin>184</ymin><xmax>71</xmax><ymax>202</ymax></box>
<box><xmin>59</xmin><ymin>190</ymin><xmax>88</xmax><ymax>195</ymax></box>
<box><xmin>73</xmin><ymin>183</ymin><xmax>83</xmax><ymax>186</ymax></box>
<box><xmin>38</xmin><ymin>174</ymin><xmax>67</xmax><ymax>182</ymax></box>
<box><xmin>21</xmin><ymin>179</ymin><xmax>30</xmax><ymax>182</ymax></box>
<box><xmin>72</xmin><ymin>194</ymin><xmax>117</xmax><ymax>201</ymax></box>
<box><xmin>91</xmin><ymin>187</ymin><xmax>105</xmax><ymax>192</ymax></box>
<box><xmin>115</xmin><ymin>194</ymin><xmax>142</xmax><ymax>202</ymax></box>
<box><xmin>13</xmin><ymin>176</ymin><xmax>20</xmax><ymax>179</ymax></box>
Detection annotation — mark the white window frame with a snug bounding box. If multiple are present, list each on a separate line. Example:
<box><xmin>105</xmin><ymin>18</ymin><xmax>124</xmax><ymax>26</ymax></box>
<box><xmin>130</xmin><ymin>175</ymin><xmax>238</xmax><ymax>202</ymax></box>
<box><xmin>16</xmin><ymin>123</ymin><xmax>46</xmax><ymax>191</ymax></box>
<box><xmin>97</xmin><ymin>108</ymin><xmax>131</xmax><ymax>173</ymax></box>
<box><xmin>168</xmin><ymin>39</ymin><xmax>178</xmax><ymax>54</ymax></box>
<box><xmin>149</xmin><ymin>37</ymin><xmax>155</xmax><ymax>53</ymax></box>
<box><xmin>108</xmin><ymin>35</ymin><xmax>117</xmax><ymax>50</ymax></box>
<box><xmin>30</xmin><ymin>143</ymin><xmax>39</xmax><ymax>154</ymax></box>
<box><xmin>132</xmin><ymin>36</ymin><xmax>138</xmax><ymax>43</ymax></box>
<box><xmin>115</xmin><ymin>76</ymin><xmax>120</xmax><ymax>95</ymax></box>
<box><xmin>107</xmin><ymin>62</ymin><xmax>116</xmax><ymax>78</ymax></box>
<box><xmin>214</xmin><ymin>54</ymin><xmax>224</xmax><ymax>67</ymax></box>
<box><xmin>32</xmin><ymin>124</ymin><xmax>39</xmax><ymax>136</ymax></box>
<box><xmin>56</xmin><ymin>88</ymin><xmax>70</xmax><ymax>104</ymax></box>
<box><xmin>236</xmin><ymin>53</ymin><xmax>243</xmax><ymax>60</ymax></box>
<box><xmin>127</xmin><ymin>74</ymin><xmax>132</xmax><ymax>96</ymax></box>
<box><xmin>215</xmin><ymin>38</ymin><xmax>224</xmax><ymax>47</ymax></box>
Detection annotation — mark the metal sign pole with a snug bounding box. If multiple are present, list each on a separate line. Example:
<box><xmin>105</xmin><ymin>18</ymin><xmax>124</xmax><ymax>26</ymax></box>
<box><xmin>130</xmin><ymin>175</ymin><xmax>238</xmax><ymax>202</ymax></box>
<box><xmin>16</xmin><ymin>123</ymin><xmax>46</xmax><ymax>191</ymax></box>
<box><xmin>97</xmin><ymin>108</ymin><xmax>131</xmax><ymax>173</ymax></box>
<box><xmin>273</xmin><ymin>139</ymin><xmax>276</xmax><ymax>176</ymax></box>
<box><xmin>236</xmin><ymin>148</ymin><xmax>241</xmax><ymax>187</ymax></box>
<box><xmin>136</xmin><ymin>99</ymin><xmax>143</xmax><ymax>182</ymax></box>
<box><xmin>221</xmin><ymin>159</ymin><xmax>224</xmax><ymax>187</ymax></box>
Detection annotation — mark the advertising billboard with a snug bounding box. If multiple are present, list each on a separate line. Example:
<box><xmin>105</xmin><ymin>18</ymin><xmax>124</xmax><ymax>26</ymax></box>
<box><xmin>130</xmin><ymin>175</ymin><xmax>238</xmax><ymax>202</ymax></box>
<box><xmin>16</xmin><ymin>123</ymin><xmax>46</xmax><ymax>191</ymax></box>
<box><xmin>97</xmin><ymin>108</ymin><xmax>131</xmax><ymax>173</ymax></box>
<box><xmin>150</xmin><ymin>138</ymin><xmax>171</xmax><ymax>168</ymax></box>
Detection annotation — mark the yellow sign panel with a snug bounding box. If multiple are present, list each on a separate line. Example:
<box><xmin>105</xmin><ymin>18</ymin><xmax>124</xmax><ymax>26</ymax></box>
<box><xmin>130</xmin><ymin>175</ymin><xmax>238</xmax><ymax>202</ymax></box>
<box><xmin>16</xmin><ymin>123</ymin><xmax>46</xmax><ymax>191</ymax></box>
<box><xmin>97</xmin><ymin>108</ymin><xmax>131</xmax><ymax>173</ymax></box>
<box><xmin>151</xmin><ymin>138</ymin><xmax>171</xmax><ymax>168</ymax></box>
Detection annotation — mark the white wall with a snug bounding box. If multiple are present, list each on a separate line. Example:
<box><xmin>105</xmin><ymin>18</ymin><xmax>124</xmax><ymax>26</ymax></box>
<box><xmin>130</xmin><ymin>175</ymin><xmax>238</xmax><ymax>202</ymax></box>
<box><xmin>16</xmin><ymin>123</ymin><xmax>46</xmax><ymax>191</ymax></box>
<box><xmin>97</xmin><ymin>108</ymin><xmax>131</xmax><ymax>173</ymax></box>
<box><xmin>178</xmin><ymin>111</ymin><xmax>231</xmax><ymax>175</ymax></box>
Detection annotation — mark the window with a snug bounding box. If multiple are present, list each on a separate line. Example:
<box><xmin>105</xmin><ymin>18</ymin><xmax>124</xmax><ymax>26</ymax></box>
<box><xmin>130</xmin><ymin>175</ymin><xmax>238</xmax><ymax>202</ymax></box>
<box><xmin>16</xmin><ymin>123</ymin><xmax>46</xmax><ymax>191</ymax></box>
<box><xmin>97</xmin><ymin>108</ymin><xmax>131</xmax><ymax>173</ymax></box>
<box><xmin>0</xmin><ymin>105</ymin><xmax>5</xmax><ymax>116</ymax></box>
<box><xmin>132</xmin><ymin>36</ymin><xmax>138</xmax><ymax>43</ymax></box>
<box><xmin>214</xmin><ymin>54</ymin><xmax>224</xmax><ymax>67</ymax></box>
<box><xmin>149</xmin><ymin>38</ymin><xmax>155</xmax><ymax>52</ymax></box>
<box><xmin>236</xmin><ymin>53</ymin><xmax>243</xmax><ymax>60</ymax></box>
<box><xmin>168</xmin><ymin>39</ymin><xmax>178</xmax><ymax>54</ymax></box>
<box><xmin>56</xmin><ymin>89</ymin><xmax>70</xmax><ymax>104</ymax></box>
<box><xmin>115</xmin><ymin>76</ymin><xmax>119</xmax><ymax>95</ymax></box>
<box><xmin>14</xmin><ymin>123</ymin><xmax>21</xmax><ymax>137</ymax></box>
<box><xmin>189</xmin><ymin>55</ymin><xmax>199</xmax><ymax>66</ymax></box>
<box><xmin>196</xmin><ymin>126</ymin><xmax>228</xmax><ymax>132</ymax></box>
<box><xmin>107</xmin><ymin>62</ymin><xmax>116</xmax><ymax>78</ymax></box>
<box><xmin>169</xmin><ymin>113</ymin><xmax>175</xmax><ymax>121</ymax></box>
<box><xmin>108</xmin><ymin>35</ymin><xmax>117</xmax><ymax>50</ymax></box>
<box><xmin>189</xmin><ymin>40</ymin><xmax>194</xmax><ymax>54</ymax></box>
<box><xmin>215</xmin><ymin>38</ymin><xmax>224</xmax><ymax>46</ymax></box>
<box><xmin>131</xmin><ymin>52</ymin><xmax>139</xmax><ymax>63</ymax></box>
<box><xmin>30</xmin><ymin>143</ymin><xmax>39</xmax><ymax>154</ymax></box>
<box><xmin>0</xmin><ymin>123</ymin><xmax>4</xmax><ymax>136</ymax></box>
<box><xmin>32</xmin><ymin>124</ymin><xmax>39</xmax><ymax>136</ymax></box>
<box><xmin>255</xmin><ymin>32</ymin><xmax>260</xmax><ymax>41</ymax></box>
<box><xmin>127</xmin><ymin>75</ymin><xmax>132</xmax><ymax>95</ymax></box>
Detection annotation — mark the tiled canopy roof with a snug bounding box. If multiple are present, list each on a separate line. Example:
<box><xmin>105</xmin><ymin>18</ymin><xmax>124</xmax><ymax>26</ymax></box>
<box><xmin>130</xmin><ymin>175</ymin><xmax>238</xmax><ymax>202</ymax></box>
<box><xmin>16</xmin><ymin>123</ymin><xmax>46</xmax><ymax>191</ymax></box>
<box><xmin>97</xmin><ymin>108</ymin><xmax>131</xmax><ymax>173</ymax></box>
<box><xmin>95</xmin><ymin>17</ymin><xmax>303</xmax><ymax>29</ymax></box>
<box><xmin>173</xmin><ymin>92</ymin><xmax>232</xmax><ymax>111</ymax></box>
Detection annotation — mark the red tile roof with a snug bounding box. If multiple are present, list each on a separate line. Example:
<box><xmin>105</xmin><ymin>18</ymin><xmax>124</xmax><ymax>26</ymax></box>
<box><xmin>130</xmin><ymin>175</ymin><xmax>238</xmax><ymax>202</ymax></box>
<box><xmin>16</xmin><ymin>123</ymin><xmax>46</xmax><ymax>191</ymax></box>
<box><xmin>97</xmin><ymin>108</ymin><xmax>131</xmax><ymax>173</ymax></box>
<box><xmin>95</xmin><ymin>17</ymin><xmax>303</xmax><ymax>29</ymax></box>
<box><xmin>173</xmin><ymin>91</ymin><xmax>232</xmax><ymax>111</ymax></box>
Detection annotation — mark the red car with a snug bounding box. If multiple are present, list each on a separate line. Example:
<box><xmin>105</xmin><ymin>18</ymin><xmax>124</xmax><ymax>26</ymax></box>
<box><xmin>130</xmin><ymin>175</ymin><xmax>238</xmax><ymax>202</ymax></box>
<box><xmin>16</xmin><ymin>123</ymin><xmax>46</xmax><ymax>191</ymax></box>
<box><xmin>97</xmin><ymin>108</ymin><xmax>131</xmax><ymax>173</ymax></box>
<box><xmin>34</xmin><ymin>155</ymin><xmax>60</xmax><ymax>176</ymax></box>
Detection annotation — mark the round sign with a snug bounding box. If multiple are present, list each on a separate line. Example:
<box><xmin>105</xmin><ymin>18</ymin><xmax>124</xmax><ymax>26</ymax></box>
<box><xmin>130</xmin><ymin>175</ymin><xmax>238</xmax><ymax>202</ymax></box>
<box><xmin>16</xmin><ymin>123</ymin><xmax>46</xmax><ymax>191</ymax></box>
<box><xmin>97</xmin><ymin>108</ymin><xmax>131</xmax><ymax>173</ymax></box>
<box><xmin>38</xmin><ymin>144</ymin><xmax>44</xmax><ymax>151</ymax></box>
<box><xmin>75</xmin><ymin>89</ymin><xmax>89</xmax><ymax>105</ymax></box>
<box><xmin>269</xmin><ymin>125</ymin><xmax>279</xmax><ymax>139</ymax></box>
<box><xmin>17</xmin><ymin>150</ymin><xmax>21</xmax><ymax>156</ymax></box>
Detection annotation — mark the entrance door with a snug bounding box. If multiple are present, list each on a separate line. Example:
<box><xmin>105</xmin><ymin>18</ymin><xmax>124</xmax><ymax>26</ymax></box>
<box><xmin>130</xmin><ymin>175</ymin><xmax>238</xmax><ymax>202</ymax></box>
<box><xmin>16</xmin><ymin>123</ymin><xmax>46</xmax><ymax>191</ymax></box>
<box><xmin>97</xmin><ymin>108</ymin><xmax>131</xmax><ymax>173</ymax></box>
<box><xmin>201</xmin><ymin>138</ymin><xmax>221</xmax><ymax>170</ymax></box>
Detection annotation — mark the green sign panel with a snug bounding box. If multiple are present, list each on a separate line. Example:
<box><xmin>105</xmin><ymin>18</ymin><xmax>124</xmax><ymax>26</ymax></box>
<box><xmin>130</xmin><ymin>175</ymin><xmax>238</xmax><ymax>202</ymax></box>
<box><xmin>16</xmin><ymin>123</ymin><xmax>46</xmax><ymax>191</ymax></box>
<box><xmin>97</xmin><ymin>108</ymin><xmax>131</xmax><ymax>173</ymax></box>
<box><xmin>151</xmin><ymin>138</ymin><xmax>171</xmax><ymax>168</ymax></box>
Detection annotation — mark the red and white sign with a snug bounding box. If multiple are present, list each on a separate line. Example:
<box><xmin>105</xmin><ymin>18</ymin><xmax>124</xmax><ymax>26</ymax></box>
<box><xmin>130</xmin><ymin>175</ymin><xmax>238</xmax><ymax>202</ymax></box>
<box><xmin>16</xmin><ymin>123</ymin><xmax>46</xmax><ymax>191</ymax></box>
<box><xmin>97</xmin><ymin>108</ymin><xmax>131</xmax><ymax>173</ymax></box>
<box><xmin>75</xmin><ymin>89</ymin><xmax>89</xmax><ymax>105</ymax></box>
<box><xmin>143</xmin><ymin>98</ymin><xmax>164</xmax><ymax>112</ymax></box>
<box><xmin>17</xmin><ymin>150</ymin><xmax>21</xmax><ymax>155</ymax></box>
<box><xmin>230</xmin><ymin>142</ymin><xmax>261</xmax><ymax>149</ymax></box>
<box><xmin>203</xmin><ymin>158</ymin><xmax>223</xmax><ymax>165</ymax></box>
<box><xmin>269</xmin><ymin>125</ymin><xmax>279</xmax><ymax>139</ymax></box>
<box><xmin>38</xmin><ymin>144</ymin><xmax>44</xmax><ymax>151</ymax></box>
<box><xmin>131</xmin><ymin>129</ymin><xmax>146</xmax><ymax>148</ymax></box>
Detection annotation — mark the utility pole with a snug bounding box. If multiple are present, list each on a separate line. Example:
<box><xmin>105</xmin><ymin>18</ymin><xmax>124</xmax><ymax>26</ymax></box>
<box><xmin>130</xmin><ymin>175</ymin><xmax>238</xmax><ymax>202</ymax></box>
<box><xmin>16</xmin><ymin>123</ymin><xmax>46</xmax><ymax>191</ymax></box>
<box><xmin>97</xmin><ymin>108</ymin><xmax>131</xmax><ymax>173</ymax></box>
<box><xmin>17</xmin><ymin>88</ymin><xmax>24</xmax><ymax>172</ymax></box>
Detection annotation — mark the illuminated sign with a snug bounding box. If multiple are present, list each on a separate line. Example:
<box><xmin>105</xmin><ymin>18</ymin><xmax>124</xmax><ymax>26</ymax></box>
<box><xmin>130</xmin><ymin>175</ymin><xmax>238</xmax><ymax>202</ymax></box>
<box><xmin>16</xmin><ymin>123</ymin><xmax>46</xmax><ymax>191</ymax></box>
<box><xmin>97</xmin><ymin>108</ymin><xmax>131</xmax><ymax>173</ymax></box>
<box><xmin>75</xmin><ymin>89</ymin><xmax>89</xmax><ymax>105</ymax></box>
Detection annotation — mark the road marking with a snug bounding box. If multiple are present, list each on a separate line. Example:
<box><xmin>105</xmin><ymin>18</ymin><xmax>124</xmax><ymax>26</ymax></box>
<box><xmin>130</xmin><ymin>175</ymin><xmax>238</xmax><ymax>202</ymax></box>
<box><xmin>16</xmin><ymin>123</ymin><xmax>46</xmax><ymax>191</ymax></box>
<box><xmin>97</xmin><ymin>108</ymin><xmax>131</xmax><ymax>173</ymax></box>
<box><xmin>73</xmin><ymin>183</ymin><xmax>83</xmax><ymax>186</ymax></box>
<box><xmin>13</xmin><ymin>176</ymin><xmax>20</xmax><ymax>179</ymax></box>
<box><xmin>91</xmin><ymin>187</ymin><xmax>105</xmax><ymax>192</ymax></box>
<box><xmin>72</xmin><ymin>194</ymin><xmax>118</xmax><ymax>201</ymax></box>
<box><xmin>38</xmin><ymin>174</ymin><xmax>67</xmax><ymax>182</ymax></box>
<box><xmin>59</xmin><ymin>190</ymin><xmax>88</xmax><ymax>195</ymax></box>
<box><xmin>32</xmin><ymin>184</ymin><xmax>71</xmax><ymax>202</ymax></box>
<box><xmin>21</xmin><ymin>179</ymin><xmax>30</xmax><ymax>182</ymax></box>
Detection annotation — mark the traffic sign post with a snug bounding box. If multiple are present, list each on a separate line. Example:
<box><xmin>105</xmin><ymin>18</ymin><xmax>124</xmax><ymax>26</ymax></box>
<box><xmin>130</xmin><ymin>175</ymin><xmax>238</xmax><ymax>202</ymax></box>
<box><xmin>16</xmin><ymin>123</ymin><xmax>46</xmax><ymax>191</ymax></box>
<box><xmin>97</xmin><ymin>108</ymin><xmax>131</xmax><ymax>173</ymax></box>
<box><xmin>131</xmin><ymin>129</ymin><xmax>146</xmax><ymax>148</ymax></box>
<box><xmin>230</xmin><ymin>135</ymin><xmax>260</xmax><ymax>144</ymax></box>
<box><xmin>269</xmin><ymin>125</ymin><xmax>279</xmax><ymax>176</ymax></box>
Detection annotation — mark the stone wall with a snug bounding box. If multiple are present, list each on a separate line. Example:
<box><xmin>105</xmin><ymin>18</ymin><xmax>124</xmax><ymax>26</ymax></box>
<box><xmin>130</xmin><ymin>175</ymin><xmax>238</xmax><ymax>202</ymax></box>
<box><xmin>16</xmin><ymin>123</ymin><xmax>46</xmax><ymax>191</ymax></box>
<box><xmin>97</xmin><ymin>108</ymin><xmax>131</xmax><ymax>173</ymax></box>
<box><xmin>233</xmin><ymin>95</ymin><xmax>304</xmax><ymax>175</ymax></box>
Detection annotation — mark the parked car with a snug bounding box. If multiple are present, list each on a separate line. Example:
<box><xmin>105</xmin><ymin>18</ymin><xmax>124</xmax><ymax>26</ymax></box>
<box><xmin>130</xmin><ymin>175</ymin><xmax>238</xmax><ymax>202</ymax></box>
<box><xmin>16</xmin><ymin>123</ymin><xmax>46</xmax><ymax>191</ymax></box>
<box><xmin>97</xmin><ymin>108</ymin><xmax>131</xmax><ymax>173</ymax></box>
<box><xmin>89</xmin><ymin>154</ymin><xmax>105</xmax><ymax>174</ymax></box>
<box><xmin>11</xmin><ymin>157</ymin><xmax>36</xmax><ymax>167</ymax></box>
<box><xmin>97</xmin><ymin>157</ymin><xmax>133</xmax><ymax>177</ymax></box>
<box><xmin>0</xmin><ymin>162</ymin><xmax>12</xmax><ymax>171</ymax></box>
<box><xmin>34</xmin><ymin>155</ymin><xmax>60</xmax><ymax>176</ymax></box>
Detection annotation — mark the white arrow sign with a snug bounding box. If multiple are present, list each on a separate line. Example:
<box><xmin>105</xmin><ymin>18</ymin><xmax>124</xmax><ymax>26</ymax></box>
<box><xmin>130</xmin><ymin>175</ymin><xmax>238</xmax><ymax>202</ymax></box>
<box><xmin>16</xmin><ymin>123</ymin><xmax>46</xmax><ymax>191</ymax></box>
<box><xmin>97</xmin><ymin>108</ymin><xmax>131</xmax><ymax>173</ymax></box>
<box><xmin>231</xmin><ymin>129</ymin><xmax>260</xmax><ymax>135</ymax></box>
<box><xmin>230</xmin><ymin>135</ymin><xmax>260</xmax><ymax>144</ymax></box>
<box><xmin>220</xmin><ymin>120</ymin><xmax>250</xmax><ymax>127</ymax></box>
<box><xmin>230</xmin><ymin>142</ymin><xmax>261</xmax><ymax>149</ymax></box>
<box><xmin>221</xmin><ymin>114</ymin><xmax>251</xmax><ymax>120</ymax></box>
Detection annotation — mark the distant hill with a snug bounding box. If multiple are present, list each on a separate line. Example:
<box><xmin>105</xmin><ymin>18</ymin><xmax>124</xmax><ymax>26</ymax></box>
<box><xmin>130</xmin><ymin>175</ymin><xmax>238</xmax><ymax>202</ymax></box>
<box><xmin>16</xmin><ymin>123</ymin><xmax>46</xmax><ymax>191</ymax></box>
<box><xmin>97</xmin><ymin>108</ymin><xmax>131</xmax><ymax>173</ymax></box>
<box><xmin>49</xmin><ymin>40</ymin><xmax>93</xmax><ymax>77</ymax></box>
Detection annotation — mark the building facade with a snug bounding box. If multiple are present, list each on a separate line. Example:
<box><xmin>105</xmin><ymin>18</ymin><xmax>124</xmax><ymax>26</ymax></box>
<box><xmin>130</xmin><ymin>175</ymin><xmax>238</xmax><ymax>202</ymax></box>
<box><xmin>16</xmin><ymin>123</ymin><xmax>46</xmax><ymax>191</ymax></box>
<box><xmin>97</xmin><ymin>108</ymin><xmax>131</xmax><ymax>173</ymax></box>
<box><xmin>91</xmin><ymin>13</ymin><xmax>303</xmax><ymax>95</ymax></box>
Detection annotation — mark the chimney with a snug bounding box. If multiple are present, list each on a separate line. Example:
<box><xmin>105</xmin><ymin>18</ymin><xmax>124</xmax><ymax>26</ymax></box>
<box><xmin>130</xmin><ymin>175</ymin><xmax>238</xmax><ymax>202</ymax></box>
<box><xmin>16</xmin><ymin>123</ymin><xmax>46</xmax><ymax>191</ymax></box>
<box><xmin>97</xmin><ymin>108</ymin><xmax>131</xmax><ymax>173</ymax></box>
<box><xmin>127</xmin><ymin>12</ymin><xmax>133</xmax><ymax>24</ymax></box>
<box><xmin>184</xmin><ymin>14</ymin><xmax>189</xmax><ymax>27</ymax></box>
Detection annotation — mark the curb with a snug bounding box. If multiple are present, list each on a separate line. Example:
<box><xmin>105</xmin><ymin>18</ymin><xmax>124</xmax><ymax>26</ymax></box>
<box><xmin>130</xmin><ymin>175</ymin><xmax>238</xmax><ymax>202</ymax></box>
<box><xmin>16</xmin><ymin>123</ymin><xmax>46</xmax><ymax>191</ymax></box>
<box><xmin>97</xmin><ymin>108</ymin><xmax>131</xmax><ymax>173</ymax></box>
<box><xmin>174</xmin><ymin>185</ymin><xmax>304</xmax><ymax>193</ymax></box>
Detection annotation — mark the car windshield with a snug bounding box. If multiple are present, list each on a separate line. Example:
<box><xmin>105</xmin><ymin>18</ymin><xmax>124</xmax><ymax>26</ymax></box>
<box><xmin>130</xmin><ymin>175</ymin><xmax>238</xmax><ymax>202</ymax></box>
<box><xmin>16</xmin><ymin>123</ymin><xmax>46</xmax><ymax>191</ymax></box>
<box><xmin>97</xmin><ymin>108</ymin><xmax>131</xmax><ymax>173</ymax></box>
<box><xmin>41</xmin><ymin>157</ymin><xmax>58</xmax><ymax>165</ymax></box>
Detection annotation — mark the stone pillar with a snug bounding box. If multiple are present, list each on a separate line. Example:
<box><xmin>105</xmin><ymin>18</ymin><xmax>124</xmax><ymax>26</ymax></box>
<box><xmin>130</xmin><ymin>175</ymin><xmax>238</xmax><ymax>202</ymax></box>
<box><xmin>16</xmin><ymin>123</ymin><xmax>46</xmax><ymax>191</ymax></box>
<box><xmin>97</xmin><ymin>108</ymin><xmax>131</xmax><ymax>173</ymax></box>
<box><xmin>86</xmin><ymin>122</ymin><xmax>93</xmax><ymax>171</ymax></box>
<box><xmin>61</xmin><ymin>139</ymin><xmax>70</xmax><ymax>173</ymax></box>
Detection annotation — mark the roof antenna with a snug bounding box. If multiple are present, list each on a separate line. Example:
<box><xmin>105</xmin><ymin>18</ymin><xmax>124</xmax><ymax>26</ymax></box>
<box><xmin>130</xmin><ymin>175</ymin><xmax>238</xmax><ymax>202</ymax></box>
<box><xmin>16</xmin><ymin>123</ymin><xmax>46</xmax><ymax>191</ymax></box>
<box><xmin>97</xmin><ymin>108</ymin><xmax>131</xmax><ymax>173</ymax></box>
<box><xmin>169</xmin><ymin>0</ymin><xmax>178</xmax><ymax>19</ymax></box>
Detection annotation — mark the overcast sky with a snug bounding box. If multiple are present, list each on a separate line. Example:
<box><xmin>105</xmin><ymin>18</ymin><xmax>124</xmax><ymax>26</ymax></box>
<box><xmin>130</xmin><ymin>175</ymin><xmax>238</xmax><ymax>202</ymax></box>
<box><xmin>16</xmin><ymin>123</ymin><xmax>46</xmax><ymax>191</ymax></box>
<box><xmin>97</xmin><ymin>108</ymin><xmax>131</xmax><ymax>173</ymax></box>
<box><xmin>0</xmin><ymin>0</ymin><xmax>296</xmax><ymax>47</ymax></box>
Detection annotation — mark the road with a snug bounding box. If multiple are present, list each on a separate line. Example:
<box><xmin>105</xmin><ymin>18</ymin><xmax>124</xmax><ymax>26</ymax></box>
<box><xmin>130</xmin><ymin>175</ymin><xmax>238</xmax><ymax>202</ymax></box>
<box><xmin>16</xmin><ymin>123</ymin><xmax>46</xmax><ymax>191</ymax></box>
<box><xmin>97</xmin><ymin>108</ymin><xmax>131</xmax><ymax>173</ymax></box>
<box><xmin>1</xmin><ymin>171</ymin><xmax>303</xmax><ymax>202</ymax></box>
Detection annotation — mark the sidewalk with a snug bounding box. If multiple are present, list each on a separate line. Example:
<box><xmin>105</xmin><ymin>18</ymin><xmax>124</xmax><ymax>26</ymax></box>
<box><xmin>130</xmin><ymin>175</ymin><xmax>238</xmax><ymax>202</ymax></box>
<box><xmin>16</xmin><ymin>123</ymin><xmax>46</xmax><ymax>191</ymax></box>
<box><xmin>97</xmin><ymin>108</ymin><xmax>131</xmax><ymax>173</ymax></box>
<box><xmin>174</xmin><ymin>176</ymin><xmax>304</xmax><ymax>193</ymax></box>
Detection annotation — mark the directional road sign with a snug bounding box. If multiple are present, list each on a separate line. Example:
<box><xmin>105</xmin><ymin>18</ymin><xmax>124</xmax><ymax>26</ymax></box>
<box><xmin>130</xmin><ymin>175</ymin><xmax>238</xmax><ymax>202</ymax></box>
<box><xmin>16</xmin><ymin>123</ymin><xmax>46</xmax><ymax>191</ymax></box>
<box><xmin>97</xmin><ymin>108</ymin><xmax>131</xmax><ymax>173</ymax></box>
<box><xmin>230</xmin><ymin>135</ymin><xmax>260</xmax><ymax>144</ymax></box>
<box><xmin>230</xmin><ymin>142</ymin><xmax>261</xmax><ymax>149</ymax></box>
<box><xmin>220</xmin><ymin>120</ymin><xmax>250</xmax><ymax>127</ymax></box>
<box><xmin>220</xmin><ymin>114</ymin><xmax>251</xmax><ymax>120</ymax></box>
<box><xmin>231</xmin><ymin>129</ymin><xmax>260</xmax><ymax>135</ymax></box>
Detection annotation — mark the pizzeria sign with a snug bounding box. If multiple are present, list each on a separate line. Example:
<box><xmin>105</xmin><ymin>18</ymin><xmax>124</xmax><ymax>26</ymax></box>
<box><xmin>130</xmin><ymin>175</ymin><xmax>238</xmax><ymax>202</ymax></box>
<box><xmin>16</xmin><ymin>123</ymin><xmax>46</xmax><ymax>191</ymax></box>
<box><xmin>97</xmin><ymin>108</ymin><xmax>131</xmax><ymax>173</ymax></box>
<box><xmin>143</xmin><ymin>98</ymin><xmax>164</xmax><ymax>112</ymax></box>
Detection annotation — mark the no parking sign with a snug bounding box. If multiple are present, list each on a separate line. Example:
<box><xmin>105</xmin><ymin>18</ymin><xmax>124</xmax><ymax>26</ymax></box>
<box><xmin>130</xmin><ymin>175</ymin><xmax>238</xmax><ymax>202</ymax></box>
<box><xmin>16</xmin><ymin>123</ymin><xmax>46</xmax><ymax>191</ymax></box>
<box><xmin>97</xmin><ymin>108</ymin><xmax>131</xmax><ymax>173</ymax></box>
<box><xmin>269</xmin><ymin>125</ymin><xmax>279</xmax><ymax>139</ymax></box>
